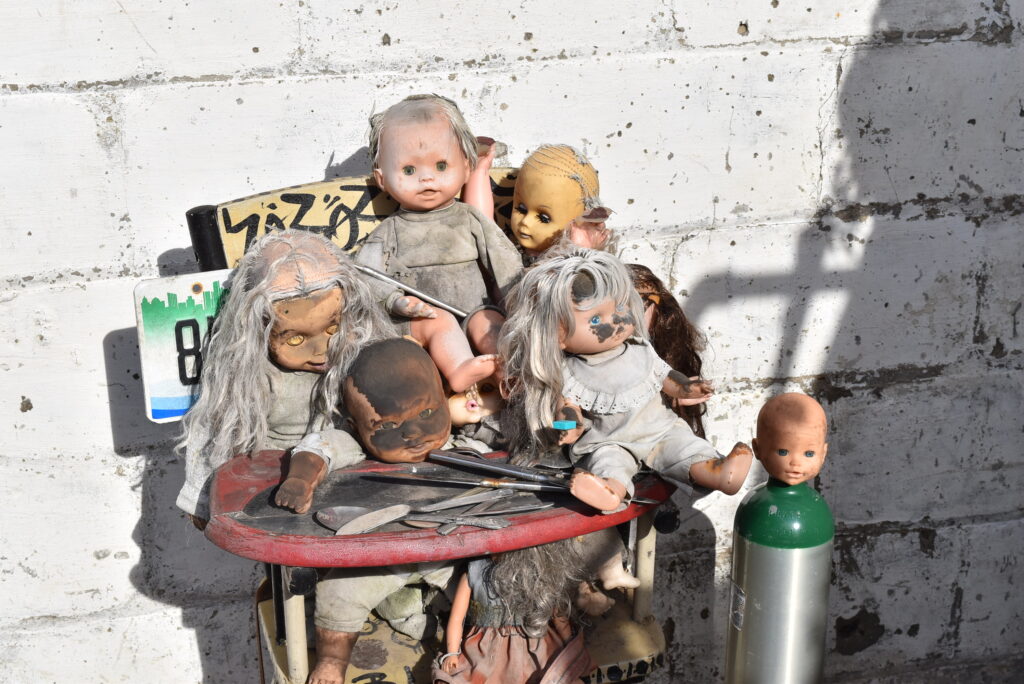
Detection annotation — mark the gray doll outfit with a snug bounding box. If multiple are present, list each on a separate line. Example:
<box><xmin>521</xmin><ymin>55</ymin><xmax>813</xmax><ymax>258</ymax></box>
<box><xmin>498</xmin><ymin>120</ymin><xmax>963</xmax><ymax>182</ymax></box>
<box><xmin>354</xmin><ymin>201</ymin><xmax>522</xmax><ymax>317</ymax></box>
<box><xmin>563</xmin><ymin>339</ymin><xmax>721</xmax><ymax>503</ymax></box>
<box><xmin>176</xmin><ymin>365</ymin><xmax>365</xmax><ymax>519</ymax></box>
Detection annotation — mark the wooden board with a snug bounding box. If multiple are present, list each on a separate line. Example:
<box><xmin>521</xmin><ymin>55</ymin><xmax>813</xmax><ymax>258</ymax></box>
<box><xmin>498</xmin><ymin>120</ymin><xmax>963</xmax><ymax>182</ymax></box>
<box><xmin>206</xmin><ymin>449</ymin><xmax>672</xmax><ymax>568</ymax></box>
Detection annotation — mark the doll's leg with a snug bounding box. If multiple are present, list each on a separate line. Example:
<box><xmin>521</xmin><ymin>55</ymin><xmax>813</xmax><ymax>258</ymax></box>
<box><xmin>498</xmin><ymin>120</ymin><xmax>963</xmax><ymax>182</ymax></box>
<box><xmin>465</xmin><ymin>307</ymin><xmax>505</xmax><ymax>356</ymax></box>
<box><xmin>410</xmin><ymin>310</ymin><xmax>497</xmax><ymax>392</ymax></box>
<box><xmin>648</xmin><ymin>424</ymin><xmax>752</xmax><ymax>495</ymax></box>
<box><xmin>570</xmin><ymin>446</ymin><xmax>637</xmax><ymax>512</ymax></box>
<box><xmin>313</xmin><ymin>566</ymin><xmax>425</xmax><ymax>683</ymax></box>
<box><xmin>688</xmin><ymin>442</ymin><xmax>753</xmax><ymax>495</ymax></box>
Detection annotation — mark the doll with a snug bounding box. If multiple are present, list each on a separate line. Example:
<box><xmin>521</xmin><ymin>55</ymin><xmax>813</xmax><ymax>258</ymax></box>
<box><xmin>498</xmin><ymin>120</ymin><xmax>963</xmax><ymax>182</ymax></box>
<box><xmin>434</xmin><ymin>540</ymin><xmax>594</xmax><ymax>684</ymax></box>
<box><xmin>508</xmin><ymin>144</ymin><xmax>613</xmax><ymax>259</ymax></box>
<box><xmin>447</xmin><ymin>377</ymin><xmax>509</xmax><ymax>451</ymax></box>
<box><xmin>498</xmin><ymin>249</ymin><xmax>752</xmax><ymax>512</ymax></box>
<box><xmin>176</xmin><ymin>230</ymin><xmax>394</xmax><ymax>522</ymax></box>
<box><xmin>627</xmin><ymin>263</ymin><xmax>709</xmax><ymax>438</ymax></box>
<box><xmin>752</xmin><ymin>392</ymin><xmax>828</xmax><ymax>485</ymax></box>
<box><xmin>312</xmin><ymin>336</ymin><xmax>497</xmax><ymax>684</ymax></box>
<box><xmin>357</xmin><ymin>94</ymin><xmax>523</xmax><ymax>355</ymax></box>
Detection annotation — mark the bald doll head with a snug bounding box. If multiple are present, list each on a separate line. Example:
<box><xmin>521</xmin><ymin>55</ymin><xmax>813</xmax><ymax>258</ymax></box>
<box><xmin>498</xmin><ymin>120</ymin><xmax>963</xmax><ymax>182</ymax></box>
<box><xmin>752</xmin><ymin>393</ymin><xmax>828</xmax><ymax>485</ymax></box>
<box><xmin>344</xmin><ymin>337</ymin><xmax>452</xmax><ymax>463</ymax></box>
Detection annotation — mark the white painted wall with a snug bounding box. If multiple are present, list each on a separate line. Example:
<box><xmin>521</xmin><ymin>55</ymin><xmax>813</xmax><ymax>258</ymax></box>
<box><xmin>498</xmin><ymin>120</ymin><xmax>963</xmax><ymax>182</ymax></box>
<box><xmin>2</xmin><ymin>1</ymin><xmax>1021</xmax><ymax>681</ymax></box>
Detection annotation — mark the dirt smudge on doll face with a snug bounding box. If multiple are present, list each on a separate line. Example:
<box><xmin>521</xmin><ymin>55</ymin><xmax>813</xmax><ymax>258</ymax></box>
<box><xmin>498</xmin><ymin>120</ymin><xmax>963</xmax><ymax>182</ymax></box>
<box><xmin>590</xmin><ymin>311</ymin><xmax>635</xmax><ymax>343</ymax></box>
<box><xmin>344</xmin><ymin>338</ymin><xmax>452</xmax><ymax>463</ymax></box>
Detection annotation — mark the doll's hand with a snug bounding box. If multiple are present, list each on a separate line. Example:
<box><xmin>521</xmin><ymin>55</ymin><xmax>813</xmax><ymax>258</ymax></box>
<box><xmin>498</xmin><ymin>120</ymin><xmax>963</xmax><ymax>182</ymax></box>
<box><xmin>555</xmin><ymin>399</ymin><xmax>585</xmax><ymax>445</ymax></box>
<box><xmin>274</xmin><ymin>477</ymin><xmax>316</xmax><ymax>514</ymax></box>
<box><xmin>673</xmin><ymin>378</ymin><xmax>714</xmax><ymax>406</ymax></box>
<box><xmin>392</xmin><ymin>295</ymin><xmax>437</xmax><ymax>319</ymax></box>
<box><xmin>568</xmin><ymin>219</ymin><xmax>611</xmax><ymax>250</ymax></box>
<box><xmin>439</xmin><ymin>652</ymin><xmax>464</xmax><ymax>674</ymax></box>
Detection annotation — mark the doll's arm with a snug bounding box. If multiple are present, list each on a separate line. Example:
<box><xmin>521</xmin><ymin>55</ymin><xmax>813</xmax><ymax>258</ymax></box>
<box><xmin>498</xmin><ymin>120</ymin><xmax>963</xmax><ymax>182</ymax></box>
<box><xmin>274</xmin><ymin>450</ymin><xmax>328</xmax><ymax>514</ymax></box>
<box><xmin>555</xmin><ymin>398</ymin><xmax>586</xmax><ymax>446</ymax></box>
<box><xmin>662</xmin><ymin>370</ymin><xmax>714</xmax><ymax>405</ymax></box>
<box><xmin>461</xmin><ymin>137</ymin><xmax>498</xmax><ymax>220</ymax></box>
<box><xmin>440</xmin><ymin>572</ymin><xmax>471</xmax><ymax>674</ymax></box>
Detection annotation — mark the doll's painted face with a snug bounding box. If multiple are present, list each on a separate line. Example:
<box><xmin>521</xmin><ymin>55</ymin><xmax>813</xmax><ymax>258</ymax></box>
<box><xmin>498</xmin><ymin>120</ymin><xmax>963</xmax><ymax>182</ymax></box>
<box><xmin>344</xmin><ymin>341</ymin><xmax>452</xmax><ymax>463</ymax></box>
<box><xmin>447</xmin><ymin>378</ymin><xmax>504</xmax><ymax>427</ymax></box>
<box><xmin>560</xmin><ymin>297</ymin><xmax>636</xmax><ymax>355</ymax></box>
<box><xmin>269</xmin><ymin>287</ymin><xmax>342</xmax><ymax>372</ymax></box>
<box><xmin>373</xmin><ymin>115</ymin><xmax>471</xmax><ymax>212</ymax></box>
<box><xmin>510</xmin><ymin>167</ymin><xmax>584</xmax><ymax>254</ymax></box>
<box><xmin>753</xmin><ymin>394</ymin><xmax>828</xmax><ymax>485</ymax></box>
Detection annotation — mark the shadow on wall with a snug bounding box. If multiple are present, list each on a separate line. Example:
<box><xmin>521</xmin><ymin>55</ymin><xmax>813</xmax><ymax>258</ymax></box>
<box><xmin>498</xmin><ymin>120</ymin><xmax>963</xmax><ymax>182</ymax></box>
<box><xmin>104</xmin><ymin>321</ymin><xmax>262</xmax><ymax>681</ymax></box>
<box><xmin>682</xmin><ymin>1</ymin><xmax>1022</xmax><ymax>678</ymax></box>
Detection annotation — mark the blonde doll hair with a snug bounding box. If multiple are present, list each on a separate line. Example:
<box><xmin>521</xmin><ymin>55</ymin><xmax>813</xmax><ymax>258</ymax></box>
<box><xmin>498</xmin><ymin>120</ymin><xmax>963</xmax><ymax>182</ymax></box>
<box><xmin>178</xmin><ymin>230</ymin><xmax>395</xmax><ymax>474</ymax></box>
<box><xmin>498</xmin><ymin>248</ymin><xmax>646</xmax><ymax>452</ymax></box>
<box><xmin>368</xmin><ymin>94</ymin><xmax>478</xmax><ymax>170</ymax></box>
<box><xmin>520</xmin><ymin>145</ymin><xmax>604</xmax><ymax>214</ymax></box>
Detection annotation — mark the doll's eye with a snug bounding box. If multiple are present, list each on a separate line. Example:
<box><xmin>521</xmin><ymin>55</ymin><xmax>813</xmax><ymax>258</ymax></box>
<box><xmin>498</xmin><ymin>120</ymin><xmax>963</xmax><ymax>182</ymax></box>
<box><xmin>804</xmin><ymin>451</ymin><xmax>816</xmax><ymax>458</ymax></box>
<box><xmin>538</xmin><ymin>213</ymin><xmax>552</xmax><ymax>224</ymax></box>
<box><xmin>286</xmin><ymin>335</ymin><xmax>305</xmax><ymax>346</ymax></box>
<box><xmin>777</xmin><ymin>449</ymin><xmax>789</xmax><ymax>456</ymax></box>
<box><xmin>325</xmin><ymin>324</ymin><xmax>339</xmax><ymax>336</ymax></box>
<box><xmin>379</xmin><ymin>421</ymin><xmax>398</xmax><ymax>430</ymax></box>
<box><xmin>402</xmin><ymin>165</ymin><xmax>415</xmax><ymax>176</ymax></box>
<box><xmin>589</xmin><ymin>315</ymin><xmax>601</xmax><ymax>325</ymax></box>
<box><xmin>436</xmin><ymin>161</ymin><xmax>448</xmax><ymax>172</ymax></box>
<box><xmin>514</xmin><ymin>203</ymin><xmax>526</xmax><ymax>215</ymax></box>
<box><xmin>419</xmin><ymin>408</ymin><xmax>434</xmax><ymax>418</ymax></box>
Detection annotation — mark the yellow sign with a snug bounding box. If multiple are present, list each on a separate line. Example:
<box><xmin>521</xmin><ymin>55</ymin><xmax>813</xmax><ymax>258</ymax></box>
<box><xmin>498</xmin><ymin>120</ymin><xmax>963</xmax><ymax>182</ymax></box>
<box><xmin>213</xmin><ymin>169</ymin><xmax>520</xmax><ymax>267</ymax></box>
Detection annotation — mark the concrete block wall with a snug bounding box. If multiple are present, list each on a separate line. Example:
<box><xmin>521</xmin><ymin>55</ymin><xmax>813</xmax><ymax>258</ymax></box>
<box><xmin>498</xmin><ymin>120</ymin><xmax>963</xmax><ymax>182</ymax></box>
<box><xmin>1</xmin><ymin>1</ymin><xmax>1020</xmax><ymax>681</ymax></box>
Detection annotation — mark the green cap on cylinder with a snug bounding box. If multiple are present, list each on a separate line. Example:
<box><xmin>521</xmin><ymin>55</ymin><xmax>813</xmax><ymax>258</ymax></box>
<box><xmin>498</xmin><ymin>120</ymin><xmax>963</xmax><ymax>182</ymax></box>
<box><xmin>734</xmin><ymin>479</ymin><xmax>834</xmax><ymax>549</ymax></box>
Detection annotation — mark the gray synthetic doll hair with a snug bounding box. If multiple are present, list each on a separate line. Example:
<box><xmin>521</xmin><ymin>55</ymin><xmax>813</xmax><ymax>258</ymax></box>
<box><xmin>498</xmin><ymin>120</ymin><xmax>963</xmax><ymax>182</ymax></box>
<box><xmin>485</xmin><ymin>538</ymin><xmax>586</xmax><ymax>636</ymax></box>
<box><xmin>497</xmin><ymin>248</ymin><xmax>647</xmax><ymax>451</ymax></box>
<box><xmin>178</xmin><ymin>230</ymin><xmax>395</xmax><ymax>474</ymax></box>
<box><xmin>367</xmin><ymin>93</ymin><xmax>478</xmax><ymax>169</ymax></box>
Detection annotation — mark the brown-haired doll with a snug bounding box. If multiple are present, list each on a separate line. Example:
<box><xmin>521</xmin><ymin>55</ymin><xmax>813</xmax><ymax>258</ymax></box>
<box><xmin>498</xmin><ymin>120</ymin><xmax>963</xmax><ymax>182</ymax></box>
<box><xmin>627</xmin><ymin>263</ymin><xmax>709</xmax><ymax>439</ymax></box>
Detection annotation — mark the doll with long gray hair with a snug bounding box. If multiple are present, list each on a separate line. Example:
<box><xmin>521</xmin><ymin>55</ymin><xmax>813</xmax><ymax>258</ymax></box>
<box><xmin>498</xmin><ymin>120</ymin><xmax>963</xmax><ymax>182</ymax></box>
<box><xmin>434</xmin><ymin>540</ymin><xmax>594</xmax><ymax>683</ymax></box>
<box><xmin>175</xmin><ymin>230</ymin><xmax>394</xmax><ymax>524</ymax></box>
<box><xmin>498</xmin><ymin>248</ymin><xmax>753</xmax><ymax>513</ymax></box>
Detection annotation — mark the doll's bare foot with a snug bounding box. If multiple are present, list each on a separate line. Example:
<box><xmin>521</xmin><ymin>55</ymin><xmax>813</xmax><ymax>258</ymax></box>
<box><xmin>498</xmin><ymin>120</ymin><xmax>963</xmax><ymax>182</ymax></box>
<box><xmin>569</xmin><ymin>471</ymin><xmax>628</xmax><ymax>511</ymax></box>
<box><xmin>446</xmin><ymin>354</ymin><xmax>498</xmax><ymax>393</ymax></box>
<box><xmin>596</xmin><ymin>555</ymin><xmax>640</xmax><ymax>591</ymax></box>
<box><xmin>274</xmin><ymin>477</ymin><xmax>315</xmax><ymax>514</ymax></box>
<box><xmin>576</xmin><ymin>580</ymin><xmax>615</xmax><ymax>616</ymax></box>
<box><xmin>690</xmin><ymin>442</ymin><xmax>753</xmax><ymax>495</ymax></box>
<box><xmin>309</xmin><ymin>628</ymin><xmax>358</xmax><ymax>684</ymax></box>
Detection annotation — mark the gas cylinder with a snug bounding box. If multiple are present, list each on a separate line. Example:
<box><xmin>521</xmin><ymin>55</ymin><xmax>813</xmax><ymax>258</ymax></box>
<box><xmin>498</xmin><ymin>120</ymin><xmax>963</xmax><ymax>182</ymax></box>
<box><xmin>724</xmin><ymin>478</ymin><xmax>834</xmax><ymax>683</ymax></box>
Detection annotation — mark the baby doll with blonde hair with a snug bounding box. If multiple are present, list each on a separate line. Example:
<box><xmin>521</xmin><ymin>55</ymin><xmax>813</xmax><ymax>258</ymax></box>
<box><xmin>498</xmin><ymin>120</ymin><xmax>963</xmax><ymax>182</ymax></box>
<box><xmin>358</xmin><ymin>94</ymin><xmax>523</xmax><ymax>356</ymax></box>
<box><xmin>498</xmin><ymin>248</ymin><xmax>752</xmax><ymax>512</ymax></box>
<box><xmin>176</xmin><ymin>230</ymin><xmax>395</xmax><ymax>522</ymax></box>
<box><xmin>508</xmin><ymin>144</ymin><xmax>613</xmax><ymax>259</ymax></box>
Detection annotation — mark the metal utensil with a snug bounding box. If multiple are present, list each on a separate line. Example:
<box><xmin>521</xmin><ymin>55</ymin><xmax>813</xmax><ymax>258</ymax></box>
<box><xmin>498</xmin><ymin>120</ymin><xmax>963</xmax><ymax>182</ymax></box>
<box><xmin>428</xmin><ymin>449</ymin><xmax>571</xmax><ymax>487</ymax></box>
<box><xmin>365</xmin><ymin>472</ymin><xmax>571</xmax><ymax>492</ymax></box>
<box><xmin>323</xmin><ymin>489</ymin><xmax>515</xmax><ymax>535</ymax></box>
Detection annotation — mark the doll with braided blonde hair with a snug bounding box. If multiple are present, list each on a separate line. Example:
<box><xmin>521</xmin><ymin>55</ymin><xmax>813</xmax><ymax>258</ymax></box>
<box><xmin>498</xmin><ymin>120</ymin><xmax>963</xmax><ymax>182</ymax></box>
<box><xmin>509</xmin><ymin>145</ymin><xmax>613</xmax><ymax>258</ymax></box>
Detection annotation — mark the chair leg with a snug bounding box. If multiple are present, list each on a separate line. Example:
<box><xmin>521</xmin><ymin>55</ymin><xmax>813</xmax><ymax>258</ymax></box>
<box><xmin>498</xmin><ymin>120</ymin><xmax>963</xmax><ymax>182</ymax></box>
<box><xmin>282</xmin><ymin>573</ymin><xmax>310</xmax><ymax>683</ymax></box>
<box><xmin>632</xmin><ymin>511</ymin><xmax>656</xmax><ymax>622</ymax></box>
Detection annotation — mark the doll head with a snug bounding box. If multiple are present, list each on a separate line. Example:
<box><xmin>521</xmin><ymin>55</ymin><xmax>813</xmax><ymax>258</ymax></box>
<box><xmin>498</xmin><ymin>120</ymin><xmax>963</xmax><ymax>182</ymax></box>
<box><xmin>753</xmin><ymin>393</ymin><xmax>828</xmax><ymax>485</ymax></box>
<box><xmin>369</xmin><ymin>94</ymin><xmax>476</xmax><ymax>212</ymax></box>
<box><xmin>511</xmin><ymin>145</ymin><xmax>609</xmax><ymax>255</ymax></box>
<box><xmin>179</xmin><ymin>231</ymin><xmax>394</xmax><ymax>471</ymax></box>
<box><xmin>343</xmin><ymin>337</ymin><xmax>452</xmax><ymax>463</ymax></box>
<box><xmin>499</xmin><ymin>249</ymin><xmax>645</xmax><ymax>447</ymax></box>
<box><xmin>447</xmin><ymin>378</ymin><xmax>504</xmax><ymax>427</ymax></box>
<box><xmin>627</xmin><ymin>263</ymin><xmax>707</xmax><ymax>436</ymax></box>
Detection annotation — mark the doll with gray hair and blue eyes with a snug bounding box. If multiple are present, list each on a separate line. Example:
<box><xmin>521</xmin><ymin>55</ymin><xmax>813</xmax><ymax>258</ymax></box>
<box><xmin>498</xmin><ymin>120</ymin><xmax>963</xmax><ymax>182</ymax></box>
<box><xmin>498</xmin><ymin>248</ymin><xmax>754</xmax><ymax>512</ymax></box>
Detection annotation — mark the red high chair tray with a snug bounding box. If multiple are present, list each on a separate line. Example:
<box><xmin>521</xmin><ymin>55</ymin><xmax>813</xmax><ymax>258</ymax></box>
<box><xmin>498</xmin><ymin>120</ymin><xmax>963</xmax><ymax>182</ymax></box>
<box><xmin>205</xmin><ymin>449</ymin><xmax>672</xmax><ymax>568</ymax></box>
